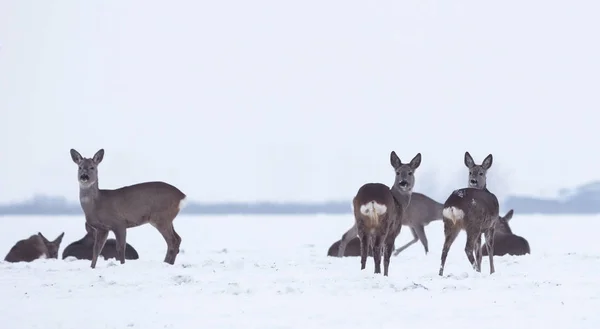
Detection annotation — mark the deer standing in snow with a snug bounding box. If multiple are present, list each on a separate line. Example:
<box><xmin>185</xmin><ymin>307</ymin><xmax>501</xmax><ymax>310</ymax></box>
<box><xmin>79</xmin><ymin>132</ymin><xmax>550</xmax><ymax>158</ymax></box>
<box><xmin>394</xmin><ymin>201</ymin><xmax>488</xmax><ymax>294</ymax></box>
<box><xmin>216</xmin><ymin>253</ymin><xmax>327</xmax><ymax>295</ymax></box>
<box><xmin>353</xmin><ymin>151</ymin><xmax>421</xmax><ymax>276</ymax></box>
<box><xmin>438</xmin><ymin>152</ymin><xmax>500</xmax><ymax>276</ymax></box>
<box><xmin>335</xmin><ymin>192</ymin><xmax>443</xmax><ymax>257</ymax></box>
<box><xmin>70</xmin><ymin>148</ymin><xmax>186</xmax><ymax>269</ymax></box>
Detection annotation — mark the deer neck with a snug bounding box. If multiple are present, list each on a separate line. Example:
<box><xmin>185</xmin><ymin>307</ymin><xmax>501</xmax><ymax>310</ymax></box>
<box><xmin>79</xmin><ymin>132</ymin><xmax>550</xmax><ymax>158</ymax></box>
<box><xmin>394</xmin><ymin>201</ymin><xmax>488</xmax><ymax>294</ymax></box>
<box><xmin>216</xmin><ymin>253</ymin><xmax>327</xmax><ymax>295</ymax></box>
<box><xmin>79</xmin><ymin>181</ymin><xmax>100</xmax><ymax>210</ymax></box>
<box><xmin>390</xmin><ymin>187</ymin><xmax>412</xmax><ymax>213</ymax></box>
<box><xmin>480</xmin><ymin>183</ymin><xmax>489</xmax><ymax>192</ymax></box>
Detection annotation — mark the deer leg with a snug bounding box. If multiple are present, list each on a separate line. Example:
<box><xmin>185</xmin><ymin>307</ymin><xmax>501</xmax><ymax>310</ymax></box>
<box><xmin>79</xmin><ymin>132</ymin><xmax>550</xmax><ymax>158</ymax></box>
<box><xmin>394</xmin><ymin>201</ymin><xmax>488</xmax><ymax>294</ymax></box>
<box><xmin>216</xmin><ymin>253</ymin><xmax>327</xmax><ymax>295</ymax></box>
<box><xmin>372</xmin><ymin>235</ymin><xmax>383</xmax><ymax>274</ymax></box>
<box><xmin>172</xmin><ymin>226</ymin><xmax>182</xmax><ymax>253</ymax></box>
<box><xmin>484</xmin><ymin>228</ymin><xmax>496</xmax><ymax>274</ymax></box>
<box><xmin>91</xmin><ymin>228</ymin><xmax>109</xmax><ymax>269</ymax></box>
<box><xmin>439</xmin><ymin>223</ymin><xmax>460</xmax><ymax>276</ymax></box>
<box><xmin>393</xmin><ymin>227</ymin><xmax>418</xmax><ymax>256</ymax></box>
<box><xmin>474</xmin><ymin>233</ymin><xmax>483</xmax><ymax>271</ymax></box>
<box><xmin>383</xmin><ymin>238</ymin><xmax>395</xmax><ymax>276</ymax></box>
<box><xmin>113</xmin><ymin>226</ymin><xmax>127</xmax><ymax>264</ymax></box>
<box><xmin>359</xmin><ymin>232</ymin><xmax>369</xmax><ymax>270</ymax></box>
<box><xmin>152</xmin><ymin>221</ymin><xmax>180</xmax><ymax>265</ymax></box>
<box><xmin>413</xmin><ymin>224</ymin><xmax>429</xmax><ymax>254</ymax></box>
<box><xmin>338</xmin><ymin>224</ymin><xmax>358</xmax><ymax>257</ymax></box>
<box><xmin>464</xmin><ymin>231</ymin><xmax>479</xmax><ymax>272</ymax></box>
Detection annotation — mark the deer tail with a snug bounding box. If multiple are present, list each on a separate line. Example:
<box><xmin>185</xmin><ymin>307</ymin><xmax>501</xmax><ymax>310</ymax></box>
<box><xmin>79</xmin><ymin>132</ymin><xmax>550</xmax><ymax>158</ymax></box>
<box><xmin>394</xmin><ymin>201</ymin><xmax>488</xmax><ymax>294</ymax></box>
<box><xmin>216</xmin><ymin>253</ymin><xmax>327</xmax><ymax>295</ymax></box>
<box><xmin>442</xmin><ymin>206</ymin><xmax>465</xmax><ymax>226</ymax></box>
<box><xmin>359</xmin><ymin>201</ymin><xmax>387</xmax><ymax>229</ymax></box>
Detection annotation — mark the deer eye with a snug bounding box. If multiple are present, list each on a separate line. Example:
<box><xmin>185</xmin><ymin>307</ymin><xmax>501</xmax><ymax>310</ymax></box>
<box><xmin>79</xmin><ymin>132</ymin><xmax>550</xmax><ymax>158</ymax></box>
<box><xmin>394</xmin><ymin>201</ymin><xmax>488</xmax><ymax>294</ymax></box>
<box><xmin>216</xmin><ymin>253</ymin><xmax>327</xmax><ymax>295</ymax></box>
<box><xmin>89</xmin><ymin>167</ymin><xmax>94</xmax><ymax>170</ymax></box>
<box><xmin>479</xmin><ymin>172</ymin><xmax>483</xmax><ymax>176</ymax></box>
<box><xmin>469</xmin><ymin>171</ymin><xmax>472</xmax><ymax>175</ymax></box>
<box><xmin>408</xmin><ymin>172</ymin><xmax>413</xmax><ymax>176</ymax></box>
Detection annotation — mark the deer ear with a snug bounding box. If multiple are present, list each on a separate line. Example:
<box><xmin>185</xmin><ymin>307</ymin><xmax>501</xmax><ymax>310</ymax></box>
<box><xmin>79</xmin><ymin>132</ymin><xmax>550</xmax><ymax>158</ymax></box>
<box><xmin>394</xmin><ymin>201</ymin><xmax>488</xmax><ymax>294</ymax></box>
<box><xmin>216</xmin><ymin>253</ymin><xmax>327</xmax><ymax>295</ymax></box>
<box><xmin>70</xmin><ymin>149</ymin><xmax>83</xmax><ymax>164</ymax></box>
<box><xmin>37</xmin><ymin>232</ymin><xmax>49</xmax><ymax>243</ymax></box>
<box><xmin>93</xmin><ymin>149</ymin><xmax>105</xmax><ymax>164</ymax></box>
<box><xmin>503</xmin><ymin>209</ymin><xmax>514</xmax><ymax>221</ymax></box>
<box><xmin>464</xmin><ymin>152</ymin><xmax>475</xmax><ymax>169</ymax></box>
<box><xmin>409</xmin><ymin>153</ymin><xmax>421</xmax><ymax>169</ymax></box>
<box><xmin>54</xmin><ymin>232</ymin><xmax>65</xmax><ymax>244</ymax></box>
<box><xmin>482</xmin><ymin>154</ymin><xmax>493</xmax><ymax>170</ymax></box>
<box><xmin>390</xmin><ymin>151</ymin><xmax>402</xmax><ymax>169</ymax></box>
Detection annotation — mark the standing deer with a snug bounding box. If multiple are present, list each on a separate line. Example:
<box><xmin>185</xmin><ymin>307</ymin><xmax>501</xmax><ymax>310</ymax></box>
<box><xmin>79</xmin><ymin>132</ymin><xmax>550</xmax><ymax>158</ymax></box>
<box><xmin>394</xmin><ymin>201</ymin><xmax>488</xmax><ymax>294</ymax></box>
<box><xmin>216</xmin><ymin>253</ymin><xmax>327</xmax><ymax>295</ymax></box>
<box><xmin>481</xmin><ymin>209</ymin><xmax>531</xmax><ymax>256</ymax></box>
<box><xmin>438</xmin><ymin>152</ymin><xmax>500</xmax><ymax>276</ymax></box>
<box><xmin>4</xmin><ymin>232</ymin><xmax>64</xmax><ymax>263</ymax></box>
<box><xmin>70</xmin><ymin>148</ymin><xmax>186</xmax><ymax>269</ymax></box>
<box><xmin>353</xmin><ymin>151</ymin><xmax>421</xmax><ymax>276</ymax></box>
<box><xmin>62</xmin><ymin>222</ymin><xmax>140</xmax><ymax>261</ymax></box>
<box><xmin>335</xmin><ymin>192</ymin><xmax>443</xmax><ymax>257</ymax></box>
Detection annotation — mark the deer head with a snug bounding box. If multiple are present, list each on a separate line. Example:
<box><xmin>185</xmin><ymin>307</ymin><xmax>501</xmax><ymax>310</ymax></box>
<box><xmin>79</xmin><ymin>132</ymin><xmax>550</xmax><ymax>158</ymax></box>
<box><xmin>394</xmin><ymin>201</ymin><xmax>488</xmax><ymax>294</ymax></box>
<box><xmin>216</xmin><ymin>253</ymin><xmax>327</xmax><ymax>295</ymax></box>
<box><xmin>464</xmin><ymin>151</ymin><xmax>492</xmax><ymax>189</ymax></box>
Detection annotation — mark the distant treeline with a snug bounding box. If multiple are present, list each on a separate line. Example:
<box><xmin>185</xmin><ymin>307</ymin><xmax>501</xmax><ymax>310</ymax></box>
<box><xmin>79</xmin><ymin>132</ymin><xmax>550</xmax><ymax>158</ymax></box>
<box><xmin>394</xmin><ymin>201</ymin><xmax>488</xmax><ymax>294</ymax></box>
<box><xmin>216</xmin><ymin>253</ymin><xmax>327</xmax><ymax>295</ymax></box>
<box><xmin>2</xmin><ymin>181</ymin><xmax>600</xmax><ymax>216</ymax></box>
<box><xmin>0</xmin><ymin>201</ymin><xmax>352</xmax><ymax>216</ymax></box>
<box><xmin>0</xmin><ymin>182</ymin><xmax>600</xmax><ymax>215</ymax></box>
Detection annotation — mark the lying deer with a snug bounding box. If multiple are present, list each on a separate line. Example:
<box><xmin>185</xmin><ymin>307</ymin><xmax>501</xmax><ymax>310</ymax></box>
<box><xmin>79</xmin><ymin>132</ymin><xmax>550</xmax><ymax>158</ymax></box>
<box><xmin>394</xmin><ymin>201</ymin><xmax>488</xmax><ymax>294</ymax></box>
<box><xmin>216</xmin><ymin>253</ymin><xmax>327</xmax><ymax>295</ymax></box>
<box><xmin>438</xmin><ymin>152</ymin><xmax>500</xmax><ymax>276</ymax></box>
<box><xmin>62</xmin><ymin>223</ymin><xmax>139</xmax><ymax>261</ymax></box>
<box><xmin>353</xmin><ymin>151</ymin><xmax>421</xmax><ymax>276</ymax></box>
<box><xmin>4</xmin><ymin>232</ymin><xmax>64</xmax><ymax>263</ymax></box>
<box><xmin>70</xmin><ymin>148</ymin><xmax>186</xmax><ymax>269</ymax></box>
<box><xmin>335</xmin><ymin>192</ymin><xmax>443</xmax><ymax>257</ymax></box>
<box><xmin>327</xmin><ymin>236</ymin><xmax>371</xmax><ymax>257</ymax></box>
<box><xmin>481</xmin><ymin>209</ymin><xmax>531</xmax><ymax>256</ymax></box>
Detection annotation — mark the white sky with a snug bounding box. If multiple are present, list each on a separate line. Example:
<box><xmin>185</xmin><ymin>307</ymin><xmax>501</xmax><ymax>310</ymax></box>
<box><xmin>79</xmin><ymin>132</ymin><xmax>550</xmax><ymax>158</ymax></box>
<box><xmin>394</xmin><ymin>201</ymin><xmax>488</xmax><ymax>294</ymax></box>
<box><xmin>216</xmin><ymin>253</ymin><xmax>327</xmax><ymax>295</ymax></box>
<box><xmin>1</xmin><ymin>0</ymin><xmax>599</xmax><ymax>204</ymax></box>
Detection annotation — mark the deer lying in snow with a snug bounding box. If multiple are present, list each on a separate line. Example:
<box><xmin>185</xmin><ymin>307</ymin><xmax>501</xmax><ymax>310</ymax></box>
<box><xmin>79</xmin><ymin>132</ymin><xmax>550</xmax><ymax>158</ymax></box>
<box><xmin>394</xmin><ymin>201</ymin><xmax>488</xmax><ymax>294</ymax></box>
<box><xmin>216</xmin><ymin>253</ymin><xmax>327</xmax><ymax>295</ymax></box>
<box><xmin>480</xmin><ymin>209</ymin><xmax>531</xmax><ymax>256</ymax></box>
<box><xmin>438</xmin><ymin>152</ymin><xmax>500</xmax><ymax>276</ymax></box>
<box><xmin>4</xmin><ymin>232</ymin><xmax>64</xmax><ymax>263</ymax></box>
<box><xmin>70</xmin><ymin>148</ymin><xmax>186</xmax><ymax>269</ymax></box>
<box><xmin>327</xmin><ymin>236</ymin><xmax>371</xmax><ymax>257</ymax></box>
<box><xmin>62</xmin><ymin>222</ymin><xmax>139</xmax><ymax>261</ymax></box>
<box><xmin>335</xmin><ymin>192</ymin><xmax>443</xmax><ymax>258</ymax></box>
<box><xmin>353</xmin><ymin>151</ymin><xmax>421</xmax><ymax>276</ymax></box>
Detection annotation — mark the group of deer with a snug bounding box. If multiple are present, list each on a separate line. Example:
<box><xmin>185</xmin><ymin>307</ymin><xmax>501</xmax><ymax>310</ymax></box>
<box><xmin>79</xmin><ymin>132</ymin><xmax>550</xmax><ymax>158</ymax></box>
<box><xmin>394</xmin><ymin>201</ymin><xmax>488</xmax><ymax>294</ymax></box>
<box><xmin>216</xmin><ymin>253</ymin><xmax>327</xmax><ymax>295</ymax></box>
<box><xmin>4</xmin><ymin>149</ymin><xmax>186</xmax><ymax>269</ymax></box>
<box><xmin>329</xmin><ymin>151</ymin><xmax>530</xmax><ymax>277</ymax></box>
<box><xmin>3</xmin><ymin>148</ymin><xmax>529</xmax><ymax>277</ymax></box>
<box><xmin>4</xmin><ymin>222</ymin><xmax>140</xmax><ymax>263</ymax></box>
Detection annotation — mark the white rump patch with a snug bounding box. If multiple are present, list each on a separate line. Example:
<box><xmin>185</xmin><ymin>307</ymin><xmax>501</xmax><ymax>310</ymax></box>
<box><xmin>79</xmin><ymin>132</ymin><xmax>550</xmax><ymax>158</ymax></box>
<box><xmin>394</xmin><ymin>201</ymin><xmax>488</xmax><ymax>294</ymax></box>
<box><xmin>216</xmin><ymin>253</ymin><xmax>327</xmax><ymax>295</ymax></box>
<box><xmin>359</xmin><ymin>201</ymin><xmax>387</xmax><ymax>228</ymax></box>
<box><xmin>178</xmin><ymin>197</ymin><xmax>187</xmax><ymax>210</ymax></box>
<box><xmin>442</xmin><ymin>206</ymin><xmax>465</xmax><ymax>225</ymax></box>
<box><xmin>359</xmin><ymin>201</ymin><xmax>387</xmax><ymax>217</ymax></box>
<box><xmin>39</xmin><ymin>253</ymin><xmax>48</xmax><ymax>259</ymax></box>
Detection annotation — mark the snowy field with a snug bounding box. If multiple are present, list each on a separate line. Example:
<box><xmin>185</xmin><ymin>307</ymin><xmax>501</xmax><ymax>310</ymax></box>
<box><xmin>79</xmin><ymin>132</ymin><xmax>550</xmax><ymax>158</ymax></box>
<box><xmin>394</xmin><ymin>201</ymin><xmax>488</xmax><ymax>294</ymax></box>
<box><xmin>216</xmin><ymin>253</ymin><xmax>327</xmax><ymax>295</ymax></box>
<box><xmin>0</xmin><ymin>213</ymin><xmax>599</xmax><ymax>328</ymax></box>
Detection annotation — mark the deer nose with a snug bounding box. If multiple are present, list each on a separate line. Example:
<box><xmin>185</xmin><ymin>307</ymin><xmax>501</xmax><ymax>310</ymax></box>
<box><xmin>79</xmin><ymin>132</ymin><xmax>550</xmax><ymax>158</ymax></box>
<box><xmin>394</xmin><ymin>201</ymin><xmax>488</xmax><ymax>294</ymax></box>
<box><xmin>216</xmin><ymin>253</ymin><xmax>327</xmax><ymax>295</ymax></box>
<box><xmin>80</xmin><ymin>174</ymin><xmax>89</xmax><ymax>181</ymax></box>
<box><xmin>399</xmin><ymin>181</ymin><xmax>408</xmax><ymax>188</ymax></box>
<box><xmin>470</xmin><ymin>179</ymin><xmax>477</xmax><ymax>185</ymax></box>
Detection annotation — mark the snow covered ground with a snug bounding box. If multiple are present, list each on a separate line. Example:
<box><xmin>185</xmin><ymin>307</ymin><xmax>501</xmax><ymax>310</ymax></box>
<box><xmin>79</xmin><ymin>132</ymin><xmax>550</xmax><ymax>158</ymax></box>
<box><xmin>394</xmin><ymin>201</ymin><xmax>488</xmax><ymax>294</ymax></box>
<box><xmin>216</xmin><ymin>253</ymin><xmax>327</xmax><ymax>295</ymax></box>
<box><xmin>0</xmin><ymin>213</ymin><xmax>599</xmax><ymax>328</ymax></box>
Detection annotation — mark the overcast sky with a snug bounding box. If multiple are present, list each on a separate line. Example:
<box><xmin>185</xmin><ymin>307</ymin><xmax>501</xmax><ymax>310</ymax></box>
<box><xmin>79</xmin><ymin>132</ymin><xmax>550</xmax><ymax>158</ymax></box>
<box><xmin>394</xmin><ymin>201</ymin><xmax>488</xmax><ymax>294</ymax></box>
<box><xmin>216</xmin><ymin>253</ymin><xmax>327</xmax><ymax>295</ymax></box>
<box><xmin>0</xmin><ymin>1</ymin><xmax>598</xmax><ymax>204</ymax></box>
